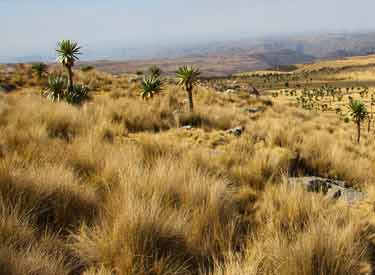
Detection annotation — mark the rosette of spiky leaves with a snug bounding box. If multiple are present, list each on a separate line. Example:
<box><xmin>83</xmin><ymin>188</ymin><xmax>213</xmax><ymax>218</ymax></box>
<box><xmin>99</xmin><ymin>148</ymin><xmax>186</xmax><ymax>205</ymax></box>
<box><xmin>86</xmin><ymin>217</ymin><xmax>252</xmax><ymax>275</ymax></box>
<box><xmin>176</xmin><ymin>66</ymin><xmax>201</xmax><ymax>91</ymax></box>
<box><xmin>139</xmin><ymin>75</ymin><xmax>163</xmax><ymax>100</ymax></box>
<box><xmin>56</xmin><ymin>40</ymin><xmax>82</xmax><ymax>68</ymax></box>
<box><xmin>148</xmin><ymin>65</ymin><xmax>163</xmax><ymax>78</ymax></box>
<box><xmin>56</xmin><ymin>40</ymin><xmax>82</xmax><ymax>91</ymax></box>
<box><xmin>176</xmin><ymin>66</ymin><xmax>201</xmax><ymax>112</ymax></box>
<box><xmin>43</xmin><ymin>75</ymin><xmax>67</xmax><ymax>102</ymax></box>
<box><xmin>65</xmin><ymin>84</ymin><xmax>89</xmax><ymax>104</ymax></box>
<box><xmin>349</xmin><ymin>100</ymin><xmax>368</xmax><ymax>124</ymax></box>
<box><xmin>348</xmin><ymin>100</ymin><xmax>368</xmax><ymax>143</ymax></box>
<box><xmin>31</xmin><ymin>63</ymin><xmax>48</xmax><ymax>79</ymax></box>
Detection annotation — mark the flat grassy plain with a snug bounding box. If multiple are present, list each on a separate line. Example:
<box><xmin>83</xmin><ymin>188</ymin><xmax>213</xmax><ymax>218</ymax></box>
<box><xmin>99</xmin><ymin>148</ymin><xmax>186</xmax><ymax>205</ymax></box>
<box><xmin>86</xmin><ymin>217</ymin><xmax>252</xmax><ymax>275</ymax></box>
<box><xmin>2</xmin><ymin>57</ymin><xmax>375</xmax><ymax>274</ymax></box>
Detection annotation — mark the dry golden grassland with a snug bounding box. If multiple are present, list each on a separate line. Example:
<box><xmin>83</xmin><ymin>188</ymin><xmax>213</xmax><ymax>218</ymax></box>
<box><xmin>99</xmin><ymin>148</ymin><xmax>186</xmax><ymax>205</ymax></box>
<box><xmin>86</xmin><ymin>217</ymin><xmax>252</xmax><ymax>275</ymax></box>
<box><xmin>234</xmin><ymin>54</ymin><xmax>375</xmax><ymax>90</ymax></box>
<box><xmin>2</xmin><ymin>61</ymin><xmax>375</xmax><ymax>275</ymax></box>
<box><xmin>295</xmin><ymin>55</ymin><xmax>375</xmax><ymax>72</ymax></box>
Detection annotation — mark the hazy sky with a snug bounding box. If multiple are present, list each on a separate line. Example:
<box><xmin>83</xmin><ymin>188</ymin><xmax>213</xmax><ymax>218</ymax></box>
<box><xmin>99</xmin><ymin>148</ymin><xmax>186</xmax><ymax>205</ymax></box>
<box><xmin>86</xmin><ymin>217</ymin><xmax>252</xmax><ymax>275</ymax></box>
<box><xmin>1</xmin><ymin>0</ymin><xmax>375</xmax><ymax>60</ymax></box>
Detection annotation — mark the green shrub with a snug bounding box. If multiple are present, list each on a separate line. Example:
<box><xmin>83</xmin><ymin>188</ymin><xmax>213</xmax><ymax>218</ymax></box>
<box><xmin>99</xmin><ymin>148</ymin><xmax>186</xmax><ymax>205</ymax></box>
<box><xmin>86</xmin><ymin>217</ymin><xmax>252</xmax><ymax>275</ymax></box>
<box><xmin>43</xmin><ymin>75</ymin><xmax>89</xmax><ymax>104</ymax></box>
<box><xmin>65</xmin><ymin>84</ymin><xmax>90</xmax><ymax>104</ymax></box>
<box><xmin>43</xmin><ymin>75</ymin><xmax>66</xmax><ymax>102</ymax></box>
<box><xmin>80</xmin><ymin>65</ymin><xmax>94</xmax><ymax>72</ymax></box>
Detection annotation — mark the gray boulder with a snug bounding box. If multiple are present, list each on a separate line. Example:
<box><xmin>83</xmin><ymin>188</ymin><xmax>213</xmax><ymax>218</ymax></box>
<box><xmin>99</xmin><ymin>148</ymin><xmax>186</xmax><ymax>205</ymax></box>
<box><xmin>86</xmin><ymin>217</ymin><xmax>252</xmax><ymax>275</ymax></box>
<box><xmin>243</xmin><ymin>107</ymin><xmax>263</xmax><ymax>114</ymax></box>
<box><xmin>288</xmin><ymin>177</ymin><xmax>365</xmax><ymax>204</ymax></box>
<box><xmin>181</xmin><ymin>125</ymin><xmax>193</xmax><ymax>130</ymax></box>
<box><xmin>226</xmin><ymin>126</ymin><xmax>244</xmax><ymax>137</ymax></box>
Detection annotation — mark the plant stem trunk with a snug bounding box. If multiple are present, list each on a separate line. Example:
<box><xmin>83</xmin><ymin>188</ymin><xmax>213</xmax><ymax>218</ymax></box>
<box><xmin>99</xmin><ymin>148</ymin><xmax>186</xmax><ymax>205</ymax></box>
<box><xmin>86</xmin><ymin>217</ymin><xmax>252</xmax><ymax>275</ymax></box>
<box><xmin>67</xmin><ymin>66</ymin><xmax>74</xmax><ymax>92</ymax></box>
<box><xmin>187</xmin><ymin>88</ymin><xmax>194</xmax><ymax>112</ymax></box>
<box><xmin>370</xmin><ymin>105</ymin><xmax>373</xmax><ymax>133</ymax></box>
<box><xmin>357</xmin><ymin>121</ymin><xmax>361</xmax><ymax>144</ymax></box>
<box><xmin>368</xmin><ymin>119</ymin><xmax>371</xmax><ymax>133</ymax></box>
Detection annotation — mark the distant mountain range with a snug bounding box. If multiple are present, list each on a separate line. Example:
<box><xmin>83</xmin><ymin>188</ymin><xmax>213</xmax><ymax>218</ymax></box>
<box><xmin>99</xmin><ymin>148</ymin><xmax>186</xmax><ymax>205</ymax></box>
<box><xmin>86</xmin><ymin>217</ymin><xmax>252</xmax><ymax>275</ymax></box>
<box><xmin>85</xmin><ymin>31</ymin><xmax>375</xmax><ymax>76</ymax></box>
<box><xmin>5</xmin><ymin>31</ymin><xmax>375</xmax><ymax>76</ymax></box>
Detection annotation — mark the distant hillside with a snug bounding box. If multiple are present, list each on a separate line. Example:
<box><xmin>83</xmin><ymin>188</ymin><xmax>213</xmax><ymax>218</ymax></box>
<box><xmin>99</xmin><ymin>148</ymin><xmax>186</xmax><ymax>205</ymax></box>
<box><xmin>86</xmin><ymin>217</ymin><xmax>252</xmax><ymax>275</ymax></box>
<box><xmin>99</xmin><ymin>31</ymin><xmax>375</xmax><ymax>61</ymax></box>
<box><xmin>4</xmin><ymin>31</ymin><xmax>375</xmax><ymax>77</ymax></box>
<box><xmin>88</xmin><ymin>49</ymin><xmax>315</xmax><ymax>77</ymax></box>
<box><xmin>85</xmin><ymin>31</ymin><xmax>375</xmax><ymax>77</ymax></box>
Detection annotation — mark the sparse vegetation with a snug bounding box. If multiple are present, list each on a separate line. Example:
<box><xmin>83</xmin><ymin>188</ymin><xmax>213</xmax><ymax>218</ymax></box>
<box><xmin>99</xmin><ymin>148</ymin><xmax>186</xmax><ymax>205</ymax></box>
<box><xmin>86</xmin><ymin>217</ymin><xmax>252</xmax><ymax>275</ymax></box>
<box><xmin>43</xmin><ymin>75</ymin><xmax>67</xmax><ymax>102</ymax></box>
<box><xmin>40</xmin><ymin>40</ymin><xmax>89</xmax><ymax>104</ymax></box>
<box><xmin>31</xmin><ymin>62</ymin><xmax>48</xmax><ymax>79</ymax></box>
<box><xmin>3</xmin><ymin>53</ymin><xmax>375</xmax><ymax>275</ymax></box>
<box><xmin>80</xmin><ymin>65</ymin><xmax>94</xmax><ymax>72</ymax></box>
<box><xmin>148</xmin><ymin>65</ymin><xmax>163</xmax><ymax>78</ymax></box>
<box><xmin>348</xmin><ymin>99</ymin><xmax>368</xmax><ymax>143</ymax></box>
<box><xmin>176</xmin><ymin>66</ymin><xmax>201</xmax><ymax>112</ymax></box>
<box><xmin>66</xmin><ymin>83</ymin><xmax>89</xmax><ymax>104</ymax></box>
<box><xmin>139</xmin><ymin>75</ymin><xmax>163</xmax><ymax>99</ymax></box>
<box><xmin>56</xmin><ymin>40</ymin><xmax>82</xmax><ymax>92</ymax></box>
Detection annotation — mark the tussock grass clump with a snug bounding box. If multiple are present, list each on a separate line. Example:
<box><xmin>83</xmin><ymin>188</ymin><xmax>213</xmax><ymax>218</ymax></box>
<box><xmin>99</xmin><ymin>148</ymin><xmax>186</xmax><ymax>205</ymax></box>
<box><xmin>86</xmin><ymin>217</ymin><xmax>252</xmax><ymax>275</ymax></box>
<box><xmin>72</xmin><ymin>154</ymin><xmax>250</xmax><ymax>274</ymax></box>
<box><xmin>211</xmin><ymin>184</ymin><xmax>374</xmax><ymax>275</ymax></box>
<box><xmin>73</xmin><ymin>199</ymin><xmax>195</xmax><ymax>275</ymax></box>
<box><xmin>0</xmin><ymin>244</ymin><xmax>71</xmax><ymax>275</ymax></box>
<box><xmin>108</xmin><ymin>97</ymin><xmax>176</xmax><ymax>132</ymax></box>
<box><xmin>0</xmin><ymin>164</ymin><xmax>99</xmax><ymax>232</ymax></box>
<box><xmin>0</xmin><ymin>198</ymin><xmax>72</xmax><ymax>275</ymax></box>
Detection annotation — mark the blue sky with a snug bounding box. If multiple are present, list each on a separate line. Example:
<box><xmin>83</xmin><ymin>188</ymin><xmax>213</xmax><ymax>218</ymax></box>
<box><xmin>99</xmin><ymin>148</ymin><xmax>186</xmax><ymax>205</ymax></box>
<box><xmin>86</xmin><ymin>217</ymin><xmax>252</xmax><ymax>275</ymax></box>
<box><xmin>1</xmin><ymin>0</ymin><xmax>375</xmax><ymax>60</ymax></box>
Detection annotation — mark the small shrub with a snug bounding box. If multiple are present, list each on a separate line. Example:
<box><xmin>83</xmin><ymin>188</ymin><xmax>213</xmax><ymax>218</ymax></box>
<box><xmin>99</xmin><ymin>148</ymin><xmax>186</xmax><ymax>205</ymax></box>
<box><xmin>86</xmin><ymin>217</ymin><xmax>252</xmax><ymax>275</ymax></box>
<box><xmin>139</xmin><ymin>75</ymin><xmax>163</xmax><ymax>100</ymax></box>
<box><xmin>65</xmin><ymin>84</ymin><xmax>89</xmax><ymax>104</ymax></box>
<box><xmin>43</xmin><ymin>75</ymin><xmax>89</xmax><ymax>104</ymax></box>
<box><xmin>81</xmin><ymin>65</ymin><xmax>94</xmax><ymax>72</ymax></box>
<box><xmin>43</xmin><ymin>75</ymin><xmax>66</xmax><ymax>102</ymax></box>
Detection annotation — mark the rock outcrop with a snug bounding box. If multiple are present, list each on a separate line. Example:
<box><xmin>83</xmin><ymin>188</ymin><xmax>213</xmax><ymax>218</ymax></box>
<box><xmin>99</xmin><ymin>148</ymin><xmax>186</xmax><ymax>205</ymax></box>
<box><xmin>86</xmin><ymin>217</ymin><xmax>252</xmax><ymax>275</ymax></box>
<box><xmin>288</xmin><ymin>177</ymin><xmax>365</xmax><ymax>204</ymax></box>
<box><xmin>226</xmin><ymin>126</ymin><xmax>244</xmax><ymax>137</ymax></box>
<box><xmin>181</xmin><ymin>125</ymin><xmax>193</xmax><ymax>130</ymax></box>
<box><xmin>242</xmin><ymin>107</ymin><xmax>264</xmax><ymax>114</ymax></box>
